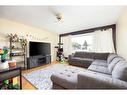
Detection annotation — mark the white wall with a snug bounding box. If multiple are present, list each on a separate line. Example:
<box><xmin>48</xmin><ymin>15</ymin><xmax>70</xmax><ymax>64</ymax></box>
<box><xmin>0</xmin><ymin>18</ymin><xmax>59</xmax><ymax>62</ymax></box>
<box><xmin>116</xmin><ymin>7</ymin><xmax>127</xmax><ymax>60</ymax></box>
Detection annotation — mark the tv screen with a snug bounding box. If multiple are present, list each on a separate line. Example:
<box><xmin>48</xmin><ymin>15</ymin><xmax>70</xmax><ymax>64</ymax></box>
<box><xmin>29</xmin><ymin>42</ymin><xmax>51</xmax><ymax>56</ymax></box>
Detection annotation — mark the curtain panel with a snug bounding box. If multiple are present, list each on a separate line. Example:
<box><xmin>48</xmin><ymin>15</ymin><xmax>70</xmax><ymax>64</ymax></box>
<box><xmin>92</xmin><ymin>28</ymin><xmax>115</xmax><ymax>53</ymax></box>
<box><xmin>61</xmin><ymin>35</ymin><xmax>72</xmax><ymax>57</ymax></box>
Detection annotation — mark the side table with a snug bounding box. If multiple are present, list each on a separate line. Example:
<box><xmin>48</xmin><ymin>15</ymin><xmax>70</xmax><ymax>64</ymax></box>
<box><xmin>0</xmin><ymin>67</ymin><xmax>22</xmax><ymax>89</ymax></box>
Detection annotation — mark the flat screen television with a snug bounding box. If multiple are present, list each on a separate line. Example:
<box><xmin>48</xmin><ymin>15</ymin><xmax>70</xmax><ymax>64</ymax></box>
<box><xmin>29</xmin><ymin>41</ymin><xmax>51</xmax><ymax>56</ymax></box>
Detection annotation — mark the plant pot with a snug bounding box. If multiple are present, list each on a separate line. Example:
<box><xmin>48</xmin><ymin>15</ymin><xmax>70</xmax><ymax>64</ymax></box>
<box><xmin>8</xmin><ymin>60</ymin><xmax>16</xmax><ymax>68</ymax></box>
<box><xmin>0</xmin><ymin>61</ymin><xmax>9</xmax><ymax>70</ymax></box>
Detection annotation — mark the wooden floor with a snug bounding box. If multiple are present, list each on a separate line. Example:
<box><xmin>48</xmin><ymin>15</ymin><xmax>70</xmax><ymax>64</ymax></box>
<box><xmin>21</xmin><ymin>61</ymin><xmax>58</xmax><ymax>90</ymax></box>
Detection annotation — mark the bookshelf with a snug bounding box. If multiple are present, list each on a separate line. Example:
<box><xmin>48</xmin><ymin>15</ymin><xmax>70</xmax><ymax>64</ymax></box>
<box><xmin>9</xmin><ymin>34</ymin><xmax>27</xmax><ymax>69</ymax></box>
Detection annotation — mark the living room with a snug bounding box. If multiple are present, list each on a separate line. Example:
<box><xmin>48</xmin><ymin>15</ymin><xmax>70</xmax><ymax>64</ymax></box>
<box><xmin>0</xmin><ymin>0</ymin><xmax>127</xmax><ymax>94</ymax></box>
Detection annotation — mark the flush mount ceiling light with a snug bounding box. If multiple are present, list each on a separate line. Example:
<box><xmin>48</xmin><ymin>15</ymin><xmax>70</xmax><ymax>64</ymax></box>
<box><xmin>49</xmin><ymin>7</ymin><xmax>64</xmax><ymax>24</ymax></box>
<box><xmin>56</xmin><ymin>13</ymin><xmax>62</xmax><ymax>21</ymax></box>
<box><xmin>55</xmin><ymin>13</ymin><xmax>63</xmax><ymax>23</ymax></box>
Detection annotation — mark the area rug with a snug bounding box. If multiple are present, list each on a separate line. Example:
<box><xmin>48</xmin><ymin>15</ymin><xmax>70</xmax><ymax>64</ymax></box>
<box><xmin>23</xmin><ymin>64</ymin><xmax>69</xmax><ymax>90</ymax></box>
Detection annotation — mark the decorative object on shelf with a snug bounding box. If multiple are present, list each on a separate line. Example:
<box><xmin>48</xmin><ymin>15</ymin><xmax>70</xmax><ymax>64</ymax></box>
<box><xmin>0</xmin><ymin>61</ymin><xmax>8</xmax><ymax>70</ymax></box>
<box><xmin>8</xmin><ymin>60</ymin><xmax>16</xmax><ymax>68</ymax></box>
<box><xmin>26</xmin><ymin>34</ymin><xmax>48</xmax><ymax>41</ymax></box>
<box><xmin>0</xmin><ymin>47</ymin><xmax>8</xmax><ymax>62</ymax></box>
<box><xmin>8</xmin><ymin>33</ymin><xmax>27</xmax><ymax>43</ymax></box>
<box><xmin>0</xmin><ymin>82</ymin><xmax>20</xmax><ymax>89</ymax></box>
<box><xmin>1</xmin><ymin>80</ymin><xmax>9</xmax><ymax>89</ymax></box>
<box><xmin>0</xmin><ymin>47</ymin><xmax>9</xmax><ymax>70</ymax></box>
<box><xmin>20</xmin><ymin>39</ymin><xmax>27</xmax><ymax>48</ymax></box>
<box><xmin>10</xmin><ymin>52</ymin><xmax>25</xmax><ymax>56</ymax></box>
<box><xmin>8</xmin><ymin>34</ymin><xmax>19</xmax><ymax>42</ymax></box>
<box><xmin>12</xmin><ymin>77</ymin><xmax>18</xmax><ymax>86</ymax></box>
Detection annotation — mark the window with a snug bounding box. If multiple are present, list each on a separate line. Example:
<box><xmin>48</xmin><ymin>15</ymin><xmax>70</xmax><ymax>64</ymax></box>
<box><xmin>71</xmin><ymin>34</ymin><xmax>93</xmax><ymax>52</ymax></box>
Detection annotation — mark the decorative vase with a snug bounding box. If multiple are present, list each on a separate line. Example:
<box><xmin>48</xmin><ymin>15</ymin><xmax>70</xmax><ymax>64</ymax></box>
<box><xmin>0</xmin><ymin>61</ymin><xmax>9</xmax><ymax>70</ymax></box>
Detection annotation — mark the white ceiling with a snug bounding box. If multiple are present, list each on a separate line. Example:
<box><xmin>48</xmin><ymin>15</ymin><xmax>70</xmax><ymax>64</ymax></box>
<box><xmin>0</xmin><ymin>6</ymin><xmax>125</xmax><ymax>34</ymax></box>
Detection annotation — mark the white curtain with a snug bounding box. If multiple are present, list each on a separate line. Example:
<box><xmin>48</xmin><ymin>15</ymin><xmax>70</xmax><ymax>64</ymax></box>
<box><xmin>61</xmin><ymin>35</ymin><xmax>72</xmax><ymax>57</ymax></box>
<box><xmin>92</xmin><ymin>28</ymin><xmax>115</xmax><ymax>53</ymax></box>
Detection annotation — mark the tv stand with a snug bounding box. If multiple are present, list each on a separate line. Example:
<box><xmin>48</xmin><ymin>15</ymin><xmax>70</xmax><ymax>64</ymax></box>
<box><xmin>27</xmin><ymin>55</ymin><xmax>51</xmax><ymax>69</ymax></box>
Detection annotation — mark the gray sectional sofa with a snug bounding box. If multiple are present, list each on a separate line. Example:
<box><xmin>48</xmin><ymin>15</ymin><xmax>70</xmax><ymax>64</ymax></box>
<box><xmin>51</xmin><ymin>52</ymin><xmax>127</xmax><ymax>89</ymax></box>
<box><xmin>68</xmin><ymin>52</ymin><xmax>109</xmax><ymax>68</ymax></box>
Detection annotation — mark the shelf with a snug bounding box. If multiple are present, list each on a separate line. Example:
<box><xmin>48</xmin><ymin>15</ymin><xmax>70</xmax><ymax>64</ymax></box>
<box><xmin>11</xmin><ymin>40</ymin><xmax>23</xmax><ymax>43</ymax></box>
<box><xmin>11</xmin><ymin>55</ymin><xmax>25</xmax><ymax>57</ymax></box>
<box><xmin>11</xmin><ymin>48</ymin><xmax>24</xmax><ymax>50</ymax></box>
<box><xmin>0</xmin><ymin>83</ymin><xmax>20</xmax><ymax>90</ymax></box>
<box><xmin>10</xmin><ymin>35</ymin><xmax>27</xmax><ymax>69</ymax></box>
<box><xmin>12</xmin><ymin>41</ymin><xmax>20</xmax><ymax>43</ymax></box>
<box><xmin>10</xmin><ymin>54</ymin><xmax>25</xmax><ymax>57</ymax></box>
<box><xmin>10</xmin><ymin>52</ymin><xmax>25</xmax><ymax>56</ymax></box>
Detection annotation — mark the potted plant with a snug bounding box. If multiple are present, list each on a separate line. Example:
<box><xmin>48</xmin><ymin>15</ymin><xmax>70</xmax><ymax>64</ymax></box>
<box><xmin>0</xmin><ymin>47</ymin><xmax>9</xmax><ymax>70</ymax></box>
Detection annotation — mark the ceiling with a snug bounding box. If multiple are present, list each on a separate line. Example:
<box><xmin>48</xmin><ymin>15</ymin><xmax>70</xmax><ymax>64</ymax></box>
<box><xmin>0</xmin><ymin>6</ymin><xmax>125</xmax><ymax>34</ymax></box>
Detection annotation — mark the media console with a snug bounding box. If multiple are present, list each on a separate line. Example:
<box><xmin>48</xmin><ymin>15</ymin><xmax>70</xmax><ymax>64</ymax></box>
<box><xmin>27</xmin><ymin>55</ymin><xmax>51</xmax><ymax>69</ymax></box>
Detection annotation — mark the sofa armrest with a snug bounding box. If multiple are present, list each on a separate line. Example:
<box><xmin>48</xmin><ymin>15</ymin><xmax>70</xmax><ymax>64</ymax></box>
<box><xmin>68</xmin><ymin>54</ymin><xmax>74</xmax><ymax>60</ymax></box>
<box><xmin>77</xmin><ymin>72</ymin><xmax>127</xmax><ymax>89</ymax></box>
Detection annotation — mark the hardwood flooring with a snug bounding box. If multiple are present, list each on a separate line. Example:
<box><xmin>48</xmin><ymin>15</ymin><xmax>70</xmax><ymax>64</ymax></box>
<box><xmin>21</xmin><ymin>61</ymin><xmax>58</xmax><ymax>90</ymax></box>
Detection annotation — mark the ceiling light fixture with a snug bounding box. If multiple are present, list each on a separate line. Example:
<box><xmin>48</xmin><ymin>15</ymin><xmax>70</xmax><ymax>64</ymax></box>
<box><xmin>55</xmin><ymin>13</ymin><xmax>63</xmax><ymax>23</ymax></box>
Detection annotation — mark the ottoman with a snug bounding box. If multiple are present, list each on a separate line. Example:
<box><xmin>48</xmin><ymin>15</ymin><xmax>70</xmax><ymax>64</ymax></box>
<box><xmin>51</xmin><ymin>65</ymin><xmax>85</xmax><ymax>89</ymax></box>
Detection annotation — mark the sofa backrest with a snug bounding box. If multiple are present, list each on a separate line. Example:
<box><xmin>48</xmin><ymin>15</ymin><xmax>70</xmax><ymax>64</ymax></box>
<box><xmin>107</xmin><ymin>53</ymin><xmax>118</xmax><ymax>64</ymax></box>
<box><xmin>74</xmin><ymin>52</ymin><xmax>85</xmax><ymax>58</ymax></box>
<box><xmin>108</xmin><ymin>57</ymin><xmax>125</xmax><ymax>72</ymax></box>
<box><xmin>84</xmin><ymin>52</ymin><xmax>96</xmax><ymax>59</ymax></box>
<box><xmin>93</xmin><ymin>53</ymin><xmax>109</xmax><ymax>60</ymax></box>
<box><xmin>112</xmin><ymin>60</ymin><xmax>127</xmax><ymax>82</ymax></box>
<box><xmin>74</xmin><ymin>52</ymin><xmax>109</xmax><ymax>60</ymax></box>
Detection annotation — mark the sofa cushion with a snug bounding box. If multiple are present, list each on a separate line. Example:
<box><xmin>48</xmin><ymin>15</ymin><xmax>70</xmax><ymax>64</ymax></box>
<box><xmin>80</xmin><ymin>58</ymin><xmax>94</xmax><ymax>63</ymax></box>
<box><xmin>73</xmin><ymin>52</ymin><xmax>109</xmax><ymax>60</ymax></box>
<box><xmin>108</xmin><ymin>57</ymin><xmax>125</xmax><ymax>72</ymax></box>
<box><xmin>70</xmin><ymin>57</ymin><xmax>94</xmax><ymax>64</ymax></box>
<box><xmin>92</xmin><ymin>60</ymin><xmax>108</xmax><ymax>67</ymax></box>
<box><xmin>69</xmin><ymin>57</ymin><xmax>94</xmax><ymax>68</ymax></box>
<box><xmin>51</xmin><ymin>66</ymin><xmax>85</xmax><ymax>89</ymax></box>
<box><xmin>93</xmin><ymin>53</ymin><xmax>109</xmax><ymax>60</ymax></box>
<box><xmin>107</xmin><ymin>53</ymin><xmax>118</xmax><ymax>64</ymax></box>
<box><xmin>112</xmin><ymin>61</ymin><xmax>127</xmax><ymax>82</ymax></box>
<box><xmin>51</xmin><ymin>73</ymin><xmax>77</xmax><ymax>89</ymax></box>
<box><xmin>69</xmin><ymin>57</ymin><xmax>82</xmax><ymax>63</ymax></box>
<box><xmin>88</xmin><ymin>64</ymin><xmax>111</xmax><ymax>75</ymax></box>
<box><xmin>84</xmin><ymin>70</ymin><xmax>112</xmax><ymax>78</ymax></box>
<box><xmin>83</xmin><ymin>52</ymin><xmax>95</xmax><ymax>59</ymax></box>
<box><xmin>78</xmin><ymin>70</ymin><xmax>127</xmax><ymax>89</ymax></box>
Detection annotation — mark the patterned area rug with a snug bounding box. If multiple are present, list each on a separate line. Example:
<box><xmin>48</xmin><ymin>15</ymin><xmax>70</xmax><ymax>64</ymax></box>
<box><xmin>23</xmin><ymin>64</ymin><xmax>69</xmax><ymax>90</ymax></box>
